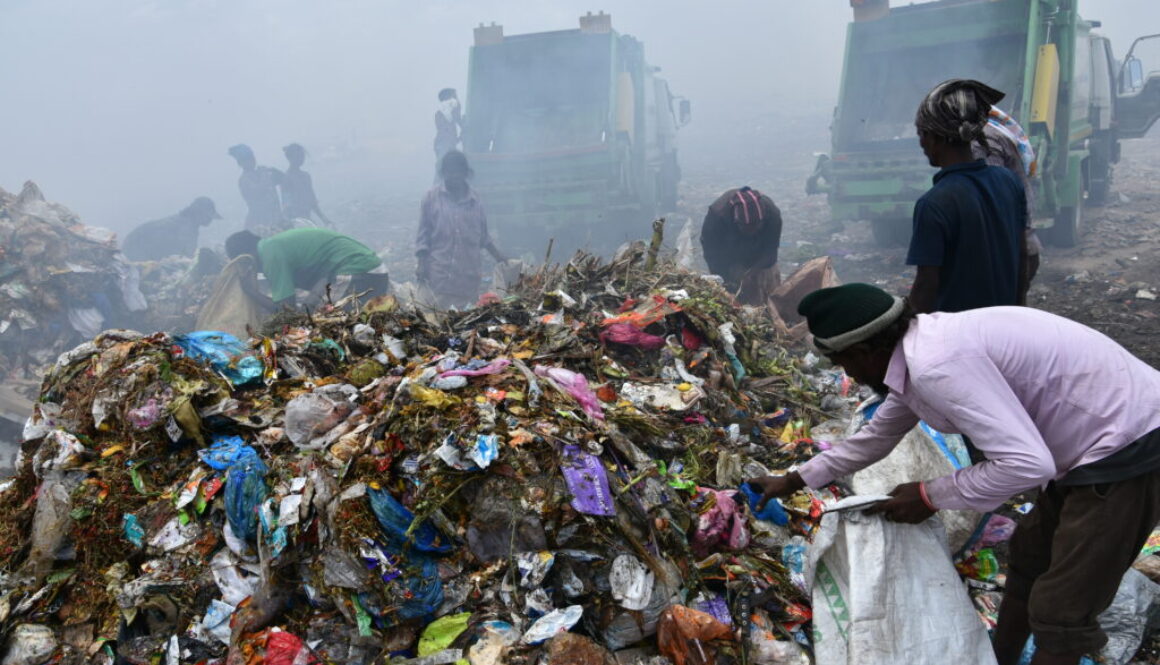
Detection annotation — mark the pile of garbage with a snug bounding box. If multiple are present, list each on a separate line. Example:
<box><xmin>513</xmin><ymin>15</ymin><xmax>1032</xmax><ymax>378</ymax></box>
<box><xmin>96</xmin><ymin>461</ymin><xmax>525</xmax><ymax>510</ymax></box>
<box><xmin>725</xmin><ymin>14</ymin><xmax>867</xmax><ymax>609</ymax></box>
<box><xmin>0</xmin><ymin>246</ymin><xmax>842</xmax><ymax>665</ymax></box>
<box><xmin>0</xmin><ymin>182</ymin><xmax>146</xmax><ymax>386</ymax></box>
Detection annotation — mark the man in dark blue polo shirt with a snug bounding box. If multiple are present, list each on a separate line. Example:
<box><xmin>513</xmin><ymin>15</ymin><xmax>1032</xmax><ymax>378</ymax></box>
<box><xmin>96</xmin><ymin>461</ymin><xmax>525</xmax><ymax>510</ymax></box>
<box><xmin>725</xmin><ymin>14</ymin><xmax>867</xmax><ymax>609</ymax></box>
<box><xmin>907</xmin><ymin>79</ymin><xmax>1028</xmax><ymax>314</ymax></box>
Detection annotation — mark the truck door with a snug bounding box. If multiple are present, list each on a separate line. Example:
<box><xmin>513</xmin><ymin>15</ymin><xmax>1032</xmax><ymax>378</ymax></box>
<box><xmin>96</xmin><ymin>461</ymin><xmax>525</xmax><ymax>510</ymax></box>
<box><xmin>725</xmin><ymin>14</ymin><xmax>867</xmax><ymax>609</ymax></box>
<box><xmin>1116</xmin><ymin>34</ymin><xmax>1160</xmax><ymax>139</ymax></box>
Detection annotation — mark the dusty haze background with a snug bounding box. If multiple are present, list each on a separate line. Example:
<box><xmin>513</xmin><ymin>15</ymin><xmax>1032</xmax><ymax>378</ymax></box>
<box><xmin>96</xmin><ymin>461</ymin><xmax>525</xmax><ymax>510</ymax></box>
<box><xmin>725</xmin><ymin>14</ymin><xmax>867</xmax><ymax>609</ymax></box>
<box><xmin>2</xmin><ymin>0</ymin><xmax>1157</xmax><ymax>242</ymax></box>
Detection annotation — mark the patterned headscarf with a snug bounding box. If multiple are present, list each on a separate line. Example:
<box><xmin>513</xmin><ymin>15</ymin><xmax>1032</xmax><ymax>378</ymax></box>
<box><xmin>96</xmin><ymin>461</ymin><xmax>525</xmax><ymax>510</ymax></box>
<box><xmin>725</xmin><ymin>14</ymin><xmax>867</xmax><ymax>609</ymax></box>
<box><xmin>729</xmin><ymin>187</ymin><xmax>765</xmax><ymax>231</ymax></box>
<box><xmin>915</xmin><ymin>79</ymin><xmax>1006</xmax><ymax>148</ymax></box>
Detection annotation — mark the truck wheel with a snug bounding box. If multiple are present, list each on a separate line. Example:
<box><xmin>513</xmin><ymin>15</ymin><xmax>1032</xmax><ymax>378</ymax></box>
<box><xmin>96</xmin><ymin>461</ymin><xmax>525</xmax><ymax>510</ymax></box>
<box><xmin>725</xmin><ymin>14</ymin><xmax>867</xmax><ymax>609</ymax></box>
<box><xmin>1047</xmin><ymin>205</ymin><xmax>1083</xmax><ymax>247</ymax></box>
<box><xmin>871</xmin><ymin>218</ymin><xmax>911</xmax><ymax>247</ymax></box>
<box><xmin>1086</xmin><ymin>149</ymin><xmax>1112</xmax><ymax>207</ymax></box>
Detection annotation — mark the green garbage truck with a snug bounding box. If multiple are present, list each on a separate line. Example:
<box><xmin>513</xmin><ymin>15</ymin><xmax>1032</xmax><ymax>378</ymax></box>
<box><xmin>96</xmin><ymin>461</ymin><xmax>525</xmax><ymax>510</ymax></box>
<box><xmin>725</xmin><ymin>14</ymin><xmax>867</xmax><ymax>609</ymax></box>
<box><xmin>462</xmin><ymin>12</ymin><xmax>689</xmax><ymax>258</ymax></box>
<box><xmin>807</xmin><ymin>0</ymin><xmax>1160</xmax><ymax>247</ymax></box>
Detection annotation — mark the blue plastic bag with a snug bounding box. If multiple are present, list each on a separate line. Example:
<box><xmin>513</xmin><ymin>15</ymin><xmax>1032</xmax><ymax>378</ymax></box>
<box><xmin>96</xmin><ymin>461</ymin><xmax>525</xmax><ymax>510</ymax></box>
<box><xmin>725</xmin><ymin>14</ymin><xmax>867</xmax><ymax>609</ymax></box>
<box><xmin>173</xmin><ymin>330</ymin><xmax>263</xmax><ymax>386</ymax></box>
<box><xmin>367</xmin><ymin>487</ymin><xmax>453</xmax><ymax>554</ymax></box>
<box><xmin>360</xmin><ymin>539</ymin><xmax>444</xmax><ymax>623</ymax></box>
<box><xmin>199</xmin><ymin>435</ymin><xmax>267</xmax><ymax>542</ymax></box>
<box><xmin>739</xmin><ymin>482</ymin><xmax>790</xmax><ymax>526</ymax></box>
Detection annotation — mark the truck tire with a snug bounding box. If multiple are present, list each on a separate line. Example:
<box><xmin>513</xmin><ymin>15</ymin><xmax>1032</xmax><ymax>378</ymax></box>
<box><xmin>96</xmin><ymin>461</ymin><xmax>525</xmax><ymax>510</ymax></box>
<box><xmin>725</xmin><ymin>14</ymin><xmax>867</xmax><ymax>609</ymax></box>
<box><xmin>1085</xmin><ymin>148</ymin><xmax>1112</xmax><ymax>207</ymax></box>
<box><xmin>1047</xmin><ymin>205</ymin><xmax>1083</xmax><ymax>248</ymax></box>
<box><xmin>871</xmin><ymin>217</ymin><xmax>911</xmax><ymax>247</ymax></box>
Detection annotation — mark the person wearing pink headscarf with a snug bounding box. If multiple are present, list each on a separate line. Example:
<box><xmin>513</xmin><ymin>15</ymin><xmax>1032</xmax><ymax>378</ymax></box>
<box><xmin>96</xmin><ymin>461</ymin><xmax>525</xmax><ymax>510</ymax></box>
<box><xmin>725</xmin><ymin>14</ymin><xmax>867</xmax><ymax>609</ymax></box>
<box><xmin>700</xmin><ymin>186</ymin><xmax>783</xmax><ymax>306</ymax></box>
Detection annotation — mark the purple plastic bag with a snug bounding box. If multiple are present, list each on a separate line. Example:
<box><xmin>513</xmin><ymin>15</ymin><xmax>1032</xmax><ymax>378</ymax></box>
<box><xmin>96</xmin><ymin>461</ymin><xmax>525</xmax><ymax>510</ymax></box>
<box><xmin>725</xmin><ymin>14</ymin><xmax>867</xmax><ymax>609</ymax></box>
<box><xmin>534</xmin><ymin>366</ymin><xmax>604</xmax><ymax>421</ymax></box>
<box><xmin>561</xmin><ymin>444</ymin><xmax>616</xmax><ymax>516</ymax></box>
<box><xmin>694</xmin><ymin>593</ymin><xmax>733</xmax><ymax>627</ymax></box>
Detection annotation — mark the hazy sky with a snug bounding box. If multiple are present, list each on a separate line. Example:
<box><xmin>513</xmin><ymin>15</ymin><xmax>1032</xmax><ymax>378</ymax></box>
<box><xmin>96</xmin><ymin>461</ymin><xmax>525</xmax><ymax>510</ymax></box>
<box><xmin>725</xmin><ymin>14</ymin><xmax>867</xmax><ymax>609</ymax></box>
<box><xmin>1</xmin><ymin>0</ymin><xmax>1157</xmax><ymax>234</ymax></box>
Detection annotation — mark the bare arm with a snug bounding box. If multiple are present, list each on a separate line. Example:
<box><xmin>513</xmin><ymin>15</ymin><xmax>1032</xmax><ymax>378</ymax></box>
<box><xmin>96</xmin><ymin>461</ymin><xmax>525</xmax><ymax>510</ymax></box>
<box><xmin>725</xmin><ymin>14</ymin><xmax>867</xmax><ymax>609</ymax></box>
<box><xmin>238</xmin><ymin>258</ymin><xmax>279</xmax><ymax>311</ymax></box>
<box><xmin>909</xmin><ymin>265</ymin><xmax>940</xmax><ymax>314</ymax></box>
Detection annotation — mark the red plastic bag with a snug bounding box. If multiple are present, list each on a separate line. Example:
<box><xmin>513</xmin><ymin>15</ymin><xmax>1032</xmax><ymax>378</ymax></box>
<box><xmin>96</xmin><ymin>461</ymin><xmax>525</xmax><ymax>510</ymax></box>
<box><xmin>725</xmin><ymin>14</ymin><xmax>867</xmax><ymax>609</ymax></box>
<box><xmin>265</xmin><ymin>630</ymin><xmax>316</xmax><ymax>665</ymax></box>
<box><xmin>657</xmin><ymin>605</ymin><xmax>732</xmax><ymax>665</ymax></box>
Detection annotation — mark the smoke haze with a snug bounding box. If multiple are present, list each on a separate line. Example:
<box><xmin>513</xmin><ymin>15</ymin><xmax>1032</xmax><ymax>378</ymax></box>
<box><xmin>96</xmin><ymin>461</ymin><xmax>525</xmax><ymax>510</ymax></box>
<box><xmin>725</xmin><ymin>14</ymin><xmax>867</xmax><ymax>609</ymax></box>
<box><xmin>1</xmin><ymin>0</ymin><xmax>1156</xmax><ymax>237</ymax></box>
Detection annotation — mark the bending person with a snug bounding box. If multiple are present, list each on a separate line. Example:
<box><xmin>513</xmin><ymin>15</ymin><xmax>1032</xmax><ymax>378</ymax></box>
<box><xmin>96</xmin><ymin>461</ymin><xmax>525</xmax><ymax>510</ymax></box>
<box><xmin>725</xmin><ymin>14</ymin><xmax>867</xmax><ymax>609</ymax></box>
<box><xmin>749</xmin><ymin>283</ymin><xmax>1160</xmax><ymax>665</ymax></box>
<box><xmin>225</xmin><ymin>228</ymin><xmax>386</xmax><ymax>309</ymax></box>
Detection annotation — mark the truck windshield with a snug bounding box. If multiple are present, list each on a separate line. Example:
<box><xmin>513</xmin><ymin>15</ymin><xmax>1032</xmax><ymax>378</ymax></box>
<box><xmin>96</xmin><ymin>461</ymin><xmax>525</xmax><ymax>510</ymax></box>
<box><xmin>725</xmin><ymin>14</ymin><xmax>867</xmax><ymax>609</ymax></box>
<box><xmin>836</xmin><ymin>34</ymin><xmax>1025</xmax><ymax>148</ymax></box>
<box><xmin>466</xmin><ymin>33</ymin><xmax>612</xmax><ymax>154</ymax></box>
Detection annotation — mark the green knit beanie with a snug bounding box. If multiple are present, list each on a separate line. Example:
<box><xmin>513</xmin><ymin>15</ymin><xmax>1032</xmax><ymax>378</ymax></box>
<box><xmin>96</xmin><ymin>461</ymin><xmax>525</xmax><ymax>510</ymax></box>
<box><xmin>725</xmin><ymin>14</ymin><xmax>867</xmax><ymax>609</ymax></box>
<box><xmin>797</xmin><ymin>283</ymin><xmax>904</xmax><ymax>353</ymax></box>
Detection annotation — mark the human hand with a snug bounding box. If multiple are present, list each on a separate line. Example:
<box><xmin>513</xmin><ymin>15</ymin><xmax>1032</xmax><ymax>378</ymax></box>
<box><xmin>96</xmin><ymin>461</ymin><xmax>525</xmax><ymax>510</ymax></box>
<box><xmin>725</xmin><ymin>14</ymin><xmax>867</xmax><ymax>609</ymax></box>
<box><xmin>864</xmin><ymin>482</ymin><xmax>936</xmax><ymax>524</ymax></box>
<box><xmin>745</xmin><ymin>472</ymin><xmax>805</xmax><ymax>511</ymax></box>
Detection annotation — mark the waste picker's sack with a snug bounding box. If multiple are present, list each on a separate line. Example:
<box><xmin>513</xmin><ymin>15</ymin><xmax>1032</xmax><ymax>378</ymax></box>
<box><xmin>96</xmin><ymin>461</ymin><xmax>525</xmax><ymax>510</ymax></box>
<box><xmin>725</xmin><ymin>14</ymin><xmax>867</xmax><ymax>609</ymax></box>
<box><xmin>195</xmin><ymin>255</ymin><xmax>266</xmax><ymax>339</ymax></box>
<box><xmin>850</xmin><ymin>422</ymin><xmax>981</xmax><ymax>553</ymax></box>
<box><xmin>806</xmin><ymin>501</ymin><xmax>997</xmax><ymax>665</ymax></box>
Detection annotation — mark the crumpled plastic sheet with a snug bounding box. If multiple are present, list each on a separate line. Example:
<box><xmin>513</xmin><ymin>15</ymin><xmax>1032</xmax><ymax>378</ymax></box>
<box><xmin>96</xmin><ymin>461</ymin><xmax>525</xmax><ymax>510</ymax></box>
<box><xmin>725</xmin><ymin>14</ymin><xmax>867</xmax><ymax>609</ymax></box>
<box><xmin>438</xmin><ymin>358</ymin><xmax>511</xmax><ymax>379</ymax></box>
<box><xmin>367</xmin><ymin>487</ymin><xmax>453</xmax><ymax>554</ymax></box>
<box><xmin>264</xmin><ymin>629</ymin><xmax>314</xmax><ymax>665</ymax></box>
<box><xmin>561</xmin><ymin>445</ymin><xmax>616</xmax><ymax>517</ymax></box>
<box><xmin>599</xmin><ymin>323</ymin><xmax>666</xmax><ymax>350</ymax></box>
<box><xmin>534</xmin><ymin>365</ymin><xmax>604</xmax><ymax>421</ymax></box>
<box><xmin>522</xmin><ymin>605</ymin><xmax>584</xmax><ymax>645</ymax></box>
<box><xmin>690</xmin><ymin>487</ymin><xmax>750</xmax><ymax>557</ymax></box>
<box><xmin>417</xmin><ymin>612</ymin><xmax>471</xmax><ymax>657</ymax></box>
<box><xmin>173</xmin><ymin>330</ymin><xmax>263</xmax><ymax>386</ymax></box>
<box><xmin>284</xmin><ymin>386</ymin><xmax>357</xmax><ymax>449</ymax></box>
<box><xmin>656</xmin><ymin>605</ymin><xmax>732</xmax><ymax>665</ymax></box>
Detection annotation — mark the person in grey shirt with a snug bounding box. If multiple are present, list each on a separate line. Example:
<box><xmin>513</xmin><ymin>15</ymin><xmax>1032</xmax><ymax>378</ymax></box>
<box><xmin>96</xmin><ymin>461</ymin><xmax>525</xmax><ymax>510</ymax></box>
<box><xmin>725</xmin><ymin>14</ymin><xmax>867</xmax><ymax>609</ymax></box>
<box><xmin>281</xmin><ymin>143</ymin><xmax>332</xmax><ymax>226</ymax></box>
<box><xmin>228</xmin><ymin>143</ymin><xmax>285</xmax><ymax>234</ymax></box>
<box><xmin>121</xmin><ymin>196</ymin><xmax>221</xmax><ymax>262</ymax></box>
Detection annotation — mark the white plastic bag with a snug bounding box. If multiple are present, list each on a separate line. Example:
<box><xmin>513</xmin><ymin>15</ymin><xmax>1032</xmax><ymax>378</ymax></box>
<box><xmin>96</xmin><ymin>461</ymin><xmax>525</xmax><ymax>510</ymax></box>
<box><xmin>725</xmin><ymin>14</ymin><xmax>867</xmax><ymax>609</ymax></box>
<box><xmin>807</xmin><ymin>499</ymin><xmax>997</xmax><ymax>665</ymax></box>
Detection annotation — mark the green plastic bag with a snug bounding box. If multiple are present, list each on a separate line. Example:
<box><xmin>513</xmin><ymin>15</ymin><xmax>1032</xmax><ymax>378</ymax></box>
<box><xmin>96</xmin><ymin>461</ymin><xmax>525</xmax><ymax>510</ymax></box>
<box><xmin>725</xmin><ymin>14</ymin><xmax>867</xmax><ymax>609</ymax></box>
<box><xmin>418</xmin><ymin>612</ymin><xmax>471</xmax><ymax>665</ymax></box>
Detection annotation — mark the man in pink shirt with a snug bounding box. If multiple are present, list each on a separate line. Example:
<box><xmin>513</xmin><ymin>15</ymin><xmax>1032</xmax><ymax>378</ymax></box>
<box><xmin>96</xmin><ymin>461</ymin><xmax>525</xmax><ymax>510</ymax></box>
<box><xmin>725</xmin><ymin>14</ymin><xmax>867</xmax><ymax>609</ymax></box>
<box><xmin>749</xmin><ymin>283</ymin><xmax>1160</xmax><ymax>665</ymax></box>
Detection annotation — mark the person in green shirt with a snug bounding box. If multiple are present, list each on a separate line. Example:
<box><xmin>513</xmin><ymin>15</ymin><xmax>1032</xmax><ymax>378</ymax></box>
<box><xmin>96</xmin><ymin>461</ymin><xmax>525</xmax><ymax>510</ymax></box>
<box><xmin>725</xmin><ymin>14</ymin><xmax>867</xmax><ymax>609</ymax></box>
<box><xmin>224</xmin><ymin>228</ymin><xmax>386</xmax><ymax>308</ymax></box>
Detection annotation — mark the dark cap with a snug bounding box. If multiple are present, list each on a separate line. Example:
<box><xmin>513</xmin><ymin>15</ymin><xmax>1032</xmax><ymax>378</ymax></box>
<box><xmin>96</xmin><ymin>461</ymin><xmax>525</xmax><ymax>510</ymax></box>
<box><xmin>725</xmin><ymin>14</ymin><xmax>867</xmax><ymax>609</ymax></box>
<box><xmin>183</xmin><ymin>196</ymin><xmax>222</xmax><ymax>220</ymax></box>
<box><xmin>798</xmin><ymin>283</ymin><xmax>904</xmax><ymax>352</ymax></box>
<box><xmin>228</xmin><ymin>144</ymin><xmax>254</xmax><ymax>160</ymax></box>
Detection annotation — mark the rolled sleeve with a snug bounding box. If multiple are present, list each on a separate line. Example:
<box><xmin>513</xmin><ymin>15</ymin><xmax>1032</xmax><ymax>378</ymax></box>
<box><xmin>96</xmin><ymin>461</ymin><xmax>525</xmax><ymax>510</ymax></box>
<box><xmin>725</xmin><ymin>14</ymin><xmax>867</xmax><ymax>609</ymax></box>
<box><xmin>798</xmin><ymin>395</ymin><xmax>920</xmax><ymax>488</ymax></box>
<box><xmin>915</xmin><ymin>358</ymin><xmax>1057</xmax><ymax>511</ymax></box>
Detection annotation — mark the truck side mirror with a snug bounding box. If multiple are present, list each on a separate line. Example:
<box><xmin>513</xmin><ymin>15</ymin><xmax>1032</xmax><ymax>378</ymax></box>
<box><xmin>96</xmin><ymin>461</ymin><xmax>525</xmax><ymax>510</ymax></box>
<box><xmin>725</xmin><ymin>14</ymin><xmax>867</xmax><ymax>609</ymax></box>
<box><xmin>679</xmin><ymin>99</ymin><xmax>692</xmax><ymax>127</ymax></box>
<box><xmin>1127</xmin><ymin>57</ymin><xmax>1145</xmax><ymax>91</ymax></box>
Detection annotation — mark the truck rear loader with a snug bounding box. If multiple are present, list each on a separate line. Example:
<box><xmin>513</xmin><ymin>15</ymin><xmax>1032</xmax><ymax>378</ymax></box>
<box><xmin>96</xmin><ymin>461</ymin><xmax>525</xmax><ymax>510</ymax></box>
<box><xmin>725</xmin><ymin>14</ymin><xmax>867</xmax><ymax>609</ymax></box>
<box><xmin>462</xmin><ymin>12</ymin><xmax>689</xmax><ymax>258</ymax></box>
<box><xmin>807</xmin><ymin>0</ymin><xmax>1160</xmax><ymax>247</ymax></box>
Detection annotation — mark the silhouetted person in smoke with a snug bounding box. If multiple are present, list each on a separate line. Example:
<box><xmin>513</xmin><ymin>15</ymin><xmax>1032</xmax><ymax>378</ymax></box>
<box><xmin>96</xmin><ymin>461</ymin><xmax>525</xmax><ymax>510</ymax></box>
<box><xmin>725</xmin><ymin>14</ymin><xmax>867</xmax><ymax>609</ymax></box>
<box><xmin>908</xmin><ymin>79</ymin><xmax>1026</xmax><ymax>314</ymax></box>
<box><xmin>434</xmin><ymin>88</ymin><xmax>462</xmax><ymax>178</ymax></box>
<box><xmin>700</xmin><ymin>186</ymin><xmax>783</xmax><ymax>306</ymax></box>
<box><xmin>121</xmin><ymin>196</ymin><xmax>222</xmax><ymax>262</ymax></box>
<box><xmin>228</xmin><ymin>144</ymin><xmax>285</xmax><ymax>234</ymax></box>
<box><xmin>416</xmin><ymin>150</ymin><xmax>505</xmax><ymax>308</ymax></box>
<box><xmin>281</xmin><ymin>143</ymin><xmax>332</xmax><ymax>227</ymax></box>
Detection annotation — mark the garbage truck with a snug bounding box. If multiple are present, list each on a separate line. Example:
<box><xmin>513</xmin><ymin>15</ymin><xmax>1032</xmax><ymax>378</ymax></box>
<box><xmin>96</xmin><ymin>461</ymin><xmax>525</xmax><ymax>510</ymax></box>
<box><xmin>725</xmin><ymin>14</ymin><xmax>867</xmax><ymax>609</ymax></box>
<box><xmin>461</xmin><ymin>12</ymin><xmax>689</xmax><ymax>258</ymax></box>
<box><xmin>806</xmin><ymin>0</ymin><xmax>1160</xmax><ymax>247</ymax></box>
